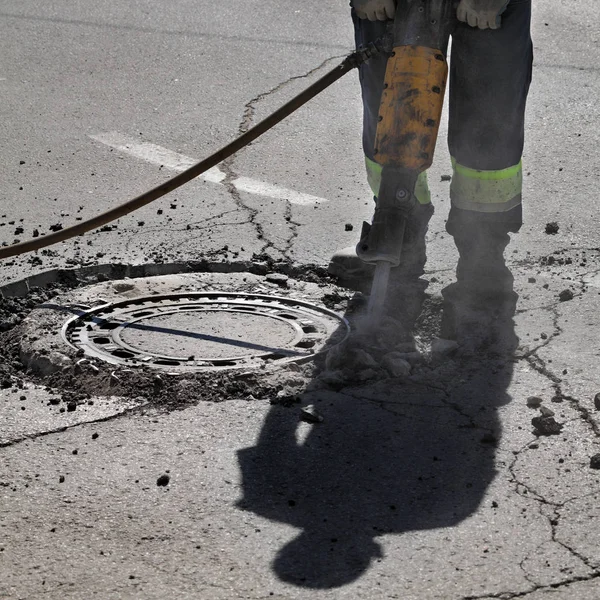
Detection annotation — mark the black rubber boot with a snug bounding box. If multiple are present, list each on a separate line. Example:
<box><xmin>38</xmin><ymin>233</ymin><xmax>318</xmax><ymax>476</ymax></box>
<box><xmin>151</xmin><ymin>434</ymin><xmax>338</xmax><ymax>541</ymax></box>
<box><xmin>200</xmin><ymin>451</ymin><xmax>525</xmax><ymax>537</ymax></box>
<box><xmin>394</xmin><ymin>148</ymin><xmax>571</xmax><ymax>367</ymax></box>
<box><xmin>328</xmin><ymin>202</ymin><xmax>434</xmax><ymax>343</ymax></box>
<box><xmin>441</xmin><ymin>219</ymin><xmax>519</xmax><ymax>354</ymax></box>
<box><xmin>328</xmin><ymin>202</ymin><xmax>433</xmax><ymax>290</ymax></box>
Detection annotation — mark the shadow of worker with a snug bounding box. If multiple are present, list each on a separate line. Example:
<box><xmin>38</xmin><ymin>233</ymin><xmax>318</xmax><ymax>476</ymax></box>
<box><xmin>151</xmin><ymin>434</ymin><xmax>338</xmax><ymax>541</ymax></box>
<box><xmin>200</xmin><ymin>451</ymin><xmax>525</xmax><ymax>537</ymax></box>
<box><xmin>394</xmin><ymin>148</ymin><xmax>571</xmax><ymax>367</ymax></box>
<box><xmin>236</xmin><ymin>311</ymin><xmax>517</xmax><ymax>589</ymax></box>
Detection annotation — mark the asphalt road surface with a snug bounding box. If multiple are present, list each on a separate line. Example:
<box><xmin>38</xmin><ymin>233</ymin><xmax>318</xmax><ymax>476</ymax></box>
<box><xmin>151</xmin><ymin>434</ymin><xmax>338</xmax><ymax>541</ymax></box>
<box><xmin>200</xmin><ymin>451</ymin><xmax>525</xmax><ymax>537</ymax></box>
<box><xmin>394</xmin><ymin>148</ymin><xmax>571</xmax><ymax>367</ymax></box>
<box><xmin>2</xmin><ymin>1</ymin><xmax>600</xmax><ymax>599</ymax></box>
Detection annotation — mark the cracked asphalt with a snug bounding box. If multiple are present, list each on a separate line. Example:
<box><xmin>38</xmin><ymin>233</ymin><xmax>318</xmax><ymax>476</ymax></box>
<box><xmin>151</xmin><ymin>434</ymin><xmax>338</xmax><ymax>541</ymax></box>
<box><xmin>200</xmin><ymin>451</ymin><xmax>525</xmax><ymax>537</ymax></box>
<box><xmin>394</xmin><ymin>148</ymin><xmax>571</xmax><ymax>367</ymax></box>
<box><xmin>2</xmin><ymin>0</ymin><xmax>600</xmax><ymax>598</ymax></box>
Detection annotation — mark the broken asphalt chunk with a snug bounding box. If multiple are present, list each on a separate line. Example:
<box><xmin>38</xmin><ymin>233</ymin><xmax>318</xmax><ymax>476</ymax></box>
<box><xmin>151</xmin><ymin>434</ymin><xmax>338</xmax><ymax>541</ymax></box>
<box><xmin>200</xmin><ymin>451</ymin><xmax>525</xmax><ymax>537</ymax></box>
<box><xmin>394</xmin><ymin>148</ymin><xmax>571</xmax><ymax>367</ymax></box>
<box><xmin>265</xmin><ymin>273</ymin><xmax>289</xmax><ymax>287</ymax></box>
<box><xmin>532</xmin><ymin>415</ymin><xmax>563</xmax><ymax>436</ymax></box>
<box><xmin>526</xmin><ymin>396</ymin><xmax>543</xmax><ymax>408</ymax></box>
<box><xmin>381</xmin><ymin>352</ymin><xmax>411</xmax><ymax>377</ymax></box>
<box><xmin>156</xmin><ymin>474</ymin><xmax>170</xmax><ymax>487</ymax></box>
<box><xmin>300</xmin><ymin>404</ymin><xmax>323</xmax><ymax>424</ymax></box>
<box><xmin>558</xmin><ymin>289</ymin><xmax>574</xmax><ymax>302</ymax></box>
<box><xmin>539</xmin><ymin>406</ymin><xmax>555</xmax><ymax>418</ymax></box>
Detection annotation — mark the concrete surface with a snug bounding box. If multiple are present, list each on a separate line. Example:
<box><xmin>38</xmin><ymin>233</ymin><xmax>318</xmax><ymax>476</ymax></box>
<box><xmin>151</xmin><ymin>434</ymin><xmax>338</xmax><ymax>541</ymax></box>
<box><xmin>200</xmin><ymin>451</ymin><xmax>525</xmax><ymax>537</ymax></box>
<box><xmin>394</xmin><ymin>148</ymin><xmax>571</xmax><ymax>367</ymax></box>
<box><xmin>1</xmin><ymin>0</ymin><xmax>600</xmax><ymax>598</ymax></box>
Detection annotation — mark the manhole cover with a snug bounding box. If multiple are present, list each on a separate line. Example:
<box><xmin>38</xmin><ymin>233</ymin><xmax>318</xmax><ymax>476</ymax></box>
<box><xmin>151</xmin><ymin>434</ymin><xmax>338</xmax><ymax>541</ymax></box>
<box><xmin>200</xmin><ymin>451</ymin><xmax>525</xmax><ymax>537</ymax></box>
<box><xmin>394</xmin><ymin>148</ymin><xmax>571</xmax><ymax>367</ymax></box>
<box><xmin>62</xmin><ymin>292</ymin><xmax>349</xmax><ymax>371</ymax></box>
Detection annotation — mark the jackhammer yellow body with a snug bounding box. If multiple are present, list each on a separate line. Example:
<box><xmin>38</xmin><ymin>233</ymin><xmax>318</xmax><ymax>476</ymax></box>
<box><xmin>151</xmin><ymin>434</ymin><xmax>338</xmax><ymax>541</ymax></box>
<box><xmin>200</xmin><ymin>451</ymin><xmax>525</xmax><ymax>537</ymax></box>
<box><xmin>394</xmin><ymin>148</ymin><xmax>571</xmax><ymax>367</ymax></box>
<box><xmin>356</xmin><ymin>0</ymin><xmax>456</xmax><ymax>319</ymax></box>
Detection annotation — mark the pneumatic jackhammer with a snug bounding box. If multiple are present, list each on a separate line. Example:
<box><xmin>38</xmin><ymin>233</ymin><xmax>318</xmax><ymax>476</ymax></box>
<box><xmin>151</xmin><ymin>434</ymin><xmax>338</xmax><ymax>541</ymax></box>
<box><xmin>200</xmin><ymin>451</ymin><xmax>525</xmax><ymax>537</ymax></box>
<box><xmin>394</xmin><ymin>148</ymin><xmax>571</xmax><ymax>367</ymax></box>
<box><xmin>356</xmin><ymin>0</ymin><xmax>457</xmax><ymax>320</ymax></box>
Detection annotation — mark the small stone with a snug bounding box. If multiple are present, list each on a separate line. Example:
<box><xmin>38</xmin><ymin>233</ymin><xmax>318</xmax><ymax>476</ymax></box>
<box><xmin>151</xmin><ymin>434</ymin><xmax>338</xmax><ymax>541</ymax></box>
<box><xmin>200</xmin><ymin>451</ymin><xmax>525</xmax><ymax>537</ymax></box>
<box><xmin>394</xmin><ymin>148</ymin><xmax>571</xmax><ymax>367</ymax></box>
<box><xmin>593</xmin><ymin>393</ymin><xmax>600</xmax><ymax>411</ymax></box>
<box><xmin>431</xmin><ymin>338</ymin><xmax>458</xmax><ymax>357</ymax></box>
<box><xmin>545</xmin><ymin>222</ymin><xmax>559</xmax><ymax>235</ymax></box>
<box><xmin>526</xmin><ymin>396</ymin><xmax>543</xmax><ymax>408</ymax></box>
<box><xmin>528</xmin><ymin>277</ymin><xmax>536</xmax><ymax>283</ymax></box>
<box><xmin>156</xmin><ymin>474</ymin><xmax>170</xmax><ymax>486</ymax></box>
<box><xmin>528</xmin><ymin>443</ymin><xmax>539</xmax><ymax>449</ymax></box>
<box><xmin>67</xmin><ymin>401</ymin><xmax>77</xmax><ymax>412</ymax></box>
<box><xmin>91</xmin><ymin>432</ymin><xmax>99</xmax><ymax>440</ymax></box>
<box><xmin>356</xmin><ymin>368</ymin><xmax>380</xmax><ymax>381</ymax></box>
<box><xmin>352</xmin><ymin>349</ymin><xmax>379</xmax><ymax>369</ymax></box>
<box><xmin>49</xmin><ymin>397</ymin><xmax>60</xmax><ymax>406</ymax></box>
<box><xmin>539</xmin><ymin>406</ymin><xmax>555</xmax><ymax>418</ymax></box>
<box><xmin>532</xmin><ymin>416</ymin><xmax>563</xmax><ymax>436</ymax></box>
<box><xmin>344</xmin><ymin>223</ymin><xmax>354</xmax><ymax>231</ymax></box>
<box><xmin>382</xmin><ymin>352</ymin><xmax>412</xmax><ymax>377</ymax></box>
<box><xmin>395</xmin><ymin>341</ymin><xmax>417</xmax><ymax>354</ymax></box>
<box><xmin>590</xmin><ymin>454</ymin><xmax>600</xmax><ymax>470</ymax></box>
<box><xmin>59</xmin><ymin>475</ymin><xmax>65</xmax><ymax>483</ymax></box>
<box><xmin>441</xmin><ymin>174</ymin><xmax>452</xmax><ymax>182</ymax></box>
<box><xmin>265</xmin><ymin>273</ymin><xmax>289</xmax><ymax>287</ymax></box>
<box><xmin>72</xmin><ymin>449</ymin><xmax>78</xmax><ymax>455</ymax></box>
<box><xmin>540</xmin><ymin>332</ymin><xmax>548</xmax><ymax>340</ymax></box>
<box><xmin>300</xmin><ymin>404</ymin><xmax>324</xmax><ymax>423</ymax></box>
<box><xmin>395</xmin><ymin>351</ymin><xmax>422</xmax><ymax>365</ymax></box>
<box><xmin>558</xmin><ymin>289</ymin><xmax>573</xmax><ymax>302</ymax></box>
<box><xmin>317</xmin><ymin>370</ymin><xmax>346</xmax><ymax>390</ymax></box>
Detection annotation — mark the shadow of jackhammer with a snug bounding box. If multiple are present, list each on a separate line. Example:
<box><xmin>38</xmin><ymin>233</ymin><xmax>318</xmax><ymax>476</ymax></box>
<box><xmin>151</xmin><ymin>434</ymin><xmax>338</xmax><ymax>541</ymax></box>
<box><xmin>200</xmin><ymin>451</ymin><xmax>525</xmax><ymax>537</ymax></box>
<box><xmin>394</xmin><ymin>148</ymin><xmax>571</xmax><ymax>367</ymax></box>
<box><xmin>236</xmin><ymin>295</ymin><xmax>518</xmax><ymax>589</ymax></box>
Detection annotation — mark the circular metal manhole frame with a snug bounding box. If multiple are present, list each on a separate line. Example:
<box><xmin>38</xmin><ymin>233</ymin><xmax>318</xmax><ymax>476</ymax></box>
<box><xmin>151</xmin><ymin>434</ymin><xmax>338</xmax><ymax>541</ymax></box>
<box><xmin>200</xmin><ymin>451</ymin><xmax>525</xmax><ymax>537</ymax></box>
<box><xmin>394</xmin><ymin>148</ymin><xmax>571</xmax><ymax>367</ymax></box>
<box><xmin>61</xmin><ymin>292</ymin><xmax>350</xmax><ymax>371</ymax></box>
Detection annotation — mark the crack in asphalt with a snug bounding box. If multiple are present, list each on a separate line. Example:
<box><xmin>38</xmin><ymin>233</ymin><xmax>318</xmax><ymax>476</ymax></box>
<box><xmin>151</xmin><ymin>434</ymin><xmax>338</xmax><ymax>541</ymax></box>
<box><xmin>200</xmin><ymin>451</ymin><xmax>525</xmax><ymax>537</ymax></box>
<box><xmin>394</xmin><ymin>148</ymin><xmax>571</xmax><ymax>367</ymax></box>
<box><xmin>122</xmin><ymin>208</ymin><xmax>245</xmax><ymax>253</ymax></box>
<box><xmin>461</xmin><ymin>571</ymin><xmax>600</xmax><ymax>599</ymax></box>
<box><xmin>221</xmin><ymin>55</ymin><xmax>345</xmax><ymax>259</ymax></box>
<box><xmin>0</xmin><ymin>404</ymin><xmax>146</xmax><ymax>449</ymax></box>
<box><xmin>498</xmin><ymin>280</ymin><xmax>600</xmax><ymax>593</ymax></box>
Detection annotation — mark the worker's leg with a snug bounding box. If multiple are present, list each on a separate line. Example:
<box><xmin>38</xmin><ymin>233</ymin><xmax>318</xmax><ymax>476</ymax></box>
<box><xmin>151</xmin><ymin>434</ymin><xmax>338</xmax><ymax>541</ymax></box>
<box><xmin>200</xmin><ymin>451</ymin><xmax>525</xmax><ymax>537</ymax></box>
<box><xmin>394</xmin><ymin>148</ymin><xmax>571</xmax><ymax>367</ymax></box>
<box><xmin>329</xmin><ymin>12</ymin><xmax>433</xmax><ymax>301</ymax></box>
<box><xmin>442</xmin><ymin>0</ymin><xmax>532</xmax><ymax>350</ymax></box>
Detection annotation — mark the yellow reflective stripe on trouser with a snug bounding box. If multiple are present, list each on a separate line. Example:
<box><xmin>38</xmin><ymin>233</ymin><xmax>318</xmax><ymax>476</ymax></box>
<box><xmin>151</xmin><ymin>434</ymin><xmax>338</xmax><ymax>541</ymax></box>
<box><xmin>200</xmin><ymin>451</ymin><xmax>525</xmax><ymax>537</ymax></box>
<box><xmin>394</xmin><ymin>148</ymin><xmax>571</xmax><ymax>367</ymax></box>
<box><xmin>364</xmin><ymin>156</ymin><xmax>431</xmax><ymax>205</ymax></box>
<box><xmin>450</xmin><ymin>158</ymin><xmax>522</xmax><ymax>213</ymax></box>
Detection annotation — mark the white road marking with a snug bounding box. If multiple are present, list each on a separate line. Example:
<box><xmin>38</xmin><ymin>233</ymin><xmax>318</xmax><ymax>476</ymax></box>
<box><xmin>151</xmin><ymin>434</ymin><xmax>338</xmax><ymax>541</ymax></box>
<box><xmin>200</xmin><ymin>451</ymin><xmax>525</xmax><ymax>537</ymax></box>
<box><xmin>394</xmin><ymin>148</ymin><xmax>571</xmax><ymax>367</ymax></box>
<box><xmin>90</xmin><ymin>132</ymin><xmax>327</xmax><ymax>205</ymax></box>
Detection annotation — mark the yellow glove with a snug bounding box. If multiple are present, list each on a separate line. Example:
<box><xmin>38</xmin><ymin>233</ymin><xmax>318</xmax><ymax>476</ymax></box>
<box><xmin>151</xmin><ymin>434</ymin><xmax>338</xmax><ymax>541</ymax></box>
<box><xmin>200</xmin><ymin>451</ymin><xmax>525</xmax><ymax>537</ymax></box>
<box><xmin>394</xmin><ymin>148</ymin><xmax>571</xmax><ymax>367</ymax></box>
<box><xmin>456</xmin><ymin>0</ymin><xmax>509</xmax><ymax>29</ymax></box>
<box><xmin>351</xmin><ymin>0</ymin><xmax>396</xmax><ymax>21</ymax></box>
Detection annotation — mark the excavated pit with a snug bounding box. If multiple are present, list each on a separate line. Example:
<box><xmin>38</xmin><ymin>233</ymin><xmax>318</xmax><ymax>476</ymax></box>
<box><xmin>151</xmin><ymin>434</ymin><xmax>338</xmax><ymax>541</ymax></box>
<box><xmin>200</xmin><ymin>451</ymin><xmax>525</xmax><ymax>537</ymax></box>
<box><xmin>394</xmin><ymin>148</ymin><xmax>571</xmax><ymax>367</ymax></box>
<box><xmin>0</xmin><ymin>262</ymin><xmax>359</xmax><ymax>407</ymax></box>
<box><xmin>0</xmin><ymin>261</ymin><xmax>449</xmax><ymax>414</ymax></box>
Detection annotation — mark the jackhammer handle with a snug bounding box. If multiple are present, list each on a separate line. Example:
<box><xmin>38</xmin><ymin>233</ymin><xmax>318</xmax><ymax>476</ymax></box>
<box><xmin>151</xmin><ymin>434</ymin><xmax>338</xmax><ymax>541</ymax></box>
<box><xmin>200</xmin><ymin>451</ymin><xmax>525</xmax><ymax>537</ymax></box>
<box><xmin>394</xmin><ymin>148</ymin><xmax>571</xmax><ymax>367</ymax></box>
<box><xmin>392</xmin><ymin>0</ymin><xmax>456</xmax><ymax>54</ymax></box>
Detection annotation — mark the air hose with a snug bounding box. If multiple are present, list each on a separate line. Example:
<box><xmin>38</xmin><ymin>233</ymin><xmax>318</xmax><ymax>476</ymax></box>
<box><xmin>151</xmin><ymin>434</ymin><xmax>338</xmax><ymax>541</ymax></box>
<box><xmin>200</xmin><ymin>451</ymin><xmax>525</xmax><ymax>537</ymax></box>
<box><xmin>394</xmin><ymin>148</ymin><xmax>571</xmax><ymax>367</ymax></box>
<box><xmin>0</xmin><ymin>43</ymin><xmax>383</xmax><ymax>261</ymax></box>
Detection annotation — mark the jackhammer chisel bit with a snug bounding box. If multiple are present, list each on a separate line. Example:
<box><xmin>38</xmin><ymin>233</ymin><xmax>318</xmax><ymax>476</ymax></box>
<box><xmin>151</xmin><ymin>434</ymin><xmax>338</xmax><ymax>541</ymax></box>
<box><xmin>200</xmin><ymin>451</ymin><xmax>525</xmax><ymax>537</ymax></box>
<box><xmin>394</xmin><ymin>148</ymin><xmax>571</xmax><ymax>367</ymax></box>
<box><xmin>356</xmin><ymin>0</ymin><xmax>456</xmax><ymax>323</ymax></box>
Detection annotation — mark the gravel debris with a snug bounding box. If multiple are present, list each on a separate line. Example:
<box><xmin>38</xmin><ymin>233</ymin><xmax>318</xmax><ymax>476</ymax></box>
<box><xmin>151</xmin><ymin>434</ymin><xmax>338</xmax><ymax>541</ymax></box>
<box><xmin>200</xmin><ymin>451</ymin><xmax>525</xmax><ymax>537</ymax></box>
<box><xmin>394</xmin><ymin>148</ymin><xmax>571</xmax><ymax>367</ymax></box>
<box><xmin>265</xmin><ymin>273</ymin><xmax>289</xmax><ymax>286</ymax></box>
<box><xmin>156</xmin><ymin>474</ymin><xmax>170</xmax><ymax>487</ymax></box>
<box><xmin>431</xmin><ymin>338</ymin><xmax>458</xmax><ymax>357</ymax></box>
<box><xmin>532</xmin><ymin>415</ymin><xmax>563</xmax><ymax>436</ymax></box>
<box><xmin>381</xmin><ymin>352</ymin><xmax>412</xmax><ymax>377</ymax></box>
<box><xmin>300</xmin><ymin>404</ymin><xmax>323</xmax><ymax>424</ymax></box>
<box><xmin>526</xmin><ymin>396</ymin><xmax>543</xmax><ymax>408</ymax></box>
<box><xmin>558</xmin><ymin>289</ymin><xmax>574</xmax><ymax>302</ymax></box>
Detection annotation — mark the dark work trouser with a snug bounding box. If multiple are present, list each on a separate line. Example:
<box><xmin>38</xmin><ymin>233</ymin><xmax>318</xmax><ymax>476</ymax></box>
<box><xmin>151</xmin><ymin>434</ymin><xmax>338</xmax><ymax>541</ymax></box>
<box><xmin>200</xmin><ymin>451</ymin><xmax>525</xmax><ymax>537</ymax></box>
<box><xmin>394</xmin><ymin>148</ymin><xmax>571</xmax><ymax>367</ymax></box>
<box><xmin>353</xmin><ymin>0</ymin><xmax>533</xmax><ymax>234</ymax></box>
